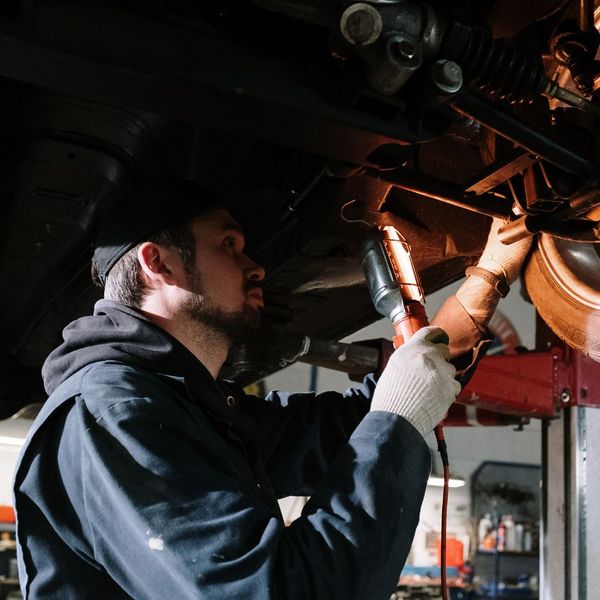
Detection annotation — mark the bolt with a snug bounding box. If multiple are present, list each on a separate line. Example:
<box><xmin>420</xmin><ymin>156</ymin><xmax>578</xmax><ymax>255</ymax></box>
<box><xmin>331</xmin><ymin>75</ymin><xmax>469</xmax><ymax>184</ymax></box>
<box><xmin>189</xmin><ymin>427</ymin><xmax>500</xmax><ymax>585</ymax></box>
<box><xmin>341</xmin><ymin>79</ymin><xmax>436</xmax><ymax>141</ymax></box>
<box><xmin>436</xmin><ymin>61</ymin><xmax>461</xmax><ymax>87</ymax></box>
<box><xmin>396</xmin><ymin>39</ymin><xmax>416</xmax><ymax>59</ymax></box>
<box><xmin>431</xmin><ymin>59</ymin><xmax>463</xmax><ymax>94</ymax></box>
<box><xmin>340</xmin><ymin>3</ymin><xmax>382</xmax><ymax>47</ymax></box>
<box><xmin>568</xmin><ymin>56</ymin><xmax>594</xmax><ymax>96</ymax></box>
<box><xmin>560</xmin><ymin>388</ymin><xmax>571</xmax><ymax>404</ymax></box>
<box><xmin>387</xmin><ymin>36</ymin><xmax>417</xmax><ymax>62</ymax></box>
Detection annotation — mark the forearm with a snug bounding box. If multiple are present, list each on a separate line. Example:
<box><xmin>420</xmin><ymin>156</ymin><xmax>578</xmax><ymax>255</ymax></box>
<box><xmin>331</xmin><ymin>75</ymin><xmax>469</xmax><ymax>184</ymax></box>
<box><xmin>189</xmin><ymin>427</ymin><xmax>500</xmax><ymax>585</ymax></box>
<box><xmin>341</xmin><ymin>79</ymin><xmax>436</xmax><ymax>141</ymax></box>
<box><xmin>432</xmin><ymin>215</ymin><xmax>532</xmax><ymax>380</ymax></box>
<box><xmin>247</xmin><ymin>376</ymin><xmax>376</xmax><ymax>497</ymax></box>
<box><xmin>281</xmin><ymin>412</ymin><xmax>430</xmax><ymax>599</ymax></box>
<box><xmin>440</xmin><ymin>216</ymin><xmax>531</xmax><ymax>339</ymax></box>
<box><xmin>431</xmin><ymin>293</ymin><xmax>488</xmax><ymax>358</ymax></box>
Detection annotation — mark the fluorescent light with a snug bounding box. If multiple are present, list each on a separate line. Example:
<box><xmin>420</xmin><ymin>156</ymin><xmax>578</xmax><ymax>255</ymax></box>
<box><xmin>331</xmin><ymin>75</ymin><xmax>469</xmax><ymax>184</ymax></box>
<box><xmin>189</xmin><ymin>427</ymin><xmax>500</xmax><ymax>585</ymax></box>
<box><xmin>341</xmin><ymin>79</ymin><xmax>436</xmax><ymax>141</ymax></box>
<box><xmin>0</xmin><ymin>436</ymin><xmax>25</xmax><ymax>447</ymax></box>
<box><xmin>0</xmin><ymin>404</ymin><xmax>41</xmax><ymax>448</ymax></box>
<box><xmin>427</xmin><ymin>475</ymin><xmax>465</xmax><ymax>488</ymax></box>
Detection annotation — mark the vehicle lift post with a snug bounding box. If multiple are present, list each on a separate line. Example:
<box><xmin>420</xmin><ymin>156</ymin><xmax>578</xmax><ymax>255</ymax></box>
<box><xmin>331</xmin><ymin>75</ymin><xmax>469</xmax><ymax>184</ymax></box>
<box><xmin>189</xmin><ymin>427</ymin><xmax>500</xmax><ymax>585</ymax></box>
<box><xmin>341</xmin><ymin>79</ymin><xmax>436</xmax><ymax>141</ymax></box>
<box><xmin>458</xmin><ymin>317</ymin><xmax>600</xmax><ymax>600</ymax></box>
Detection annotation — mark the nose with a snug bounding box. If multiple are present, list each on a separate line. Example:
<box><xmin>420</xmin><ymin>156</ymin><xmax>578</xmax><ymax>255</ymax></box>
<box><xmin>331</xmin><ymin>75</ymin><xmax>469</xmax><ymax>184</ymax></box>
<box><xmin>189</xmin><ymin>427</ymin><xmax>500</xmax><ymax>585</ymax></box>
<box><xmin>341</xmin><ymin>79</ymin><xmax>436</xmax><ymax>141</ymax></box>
<box><xmin>243</xmin><ymin>254</ymin><xmax>265</xmax><ymax>283</ymax></box>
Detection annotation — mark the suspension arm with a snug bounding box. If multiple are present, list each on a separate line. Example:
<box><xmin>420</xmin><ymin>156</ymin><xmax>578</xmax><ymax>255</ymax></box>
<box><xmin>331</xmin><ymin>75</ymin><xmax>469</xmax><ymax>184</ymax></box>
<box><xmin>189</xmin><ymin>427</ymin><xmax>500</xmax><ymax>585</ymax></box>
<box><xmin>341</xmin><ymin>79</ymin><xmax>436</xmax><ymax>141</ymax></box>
<box><xmin>451</xmin><ymin>91</ymin><xmax>599</xmax><ymax>178</ymax></box>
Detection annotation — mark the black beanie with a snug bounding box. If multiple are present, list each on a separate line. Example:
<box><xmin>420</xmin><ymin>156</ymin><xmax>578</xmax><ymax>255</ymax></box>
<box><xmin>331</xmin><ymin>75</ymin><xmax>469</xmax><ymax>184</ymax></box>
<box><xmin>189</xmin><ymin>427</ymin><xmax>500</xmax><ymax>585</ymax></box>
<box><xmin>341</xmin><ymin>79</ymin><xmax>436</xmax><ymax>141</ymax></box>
<box><xmin>93</xmin><ymin>178</ymin><xmax>225</xmax><ymax>286</ymax></box>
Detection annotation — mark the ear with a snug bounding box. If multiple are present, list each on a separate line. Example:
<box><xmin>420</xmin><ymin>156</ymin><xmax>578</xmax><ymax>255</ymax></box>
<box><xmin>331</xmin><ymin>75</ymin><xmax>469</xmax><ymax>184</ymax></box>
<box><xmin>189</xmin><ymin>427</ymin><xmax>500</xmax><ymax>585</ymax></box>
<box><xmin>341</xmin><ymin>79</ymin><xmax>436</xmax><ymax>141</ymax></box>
<box><xmin>137</xmin><ymin>242</ymin><xmax>184</xmax><ymax>287</ymax></box>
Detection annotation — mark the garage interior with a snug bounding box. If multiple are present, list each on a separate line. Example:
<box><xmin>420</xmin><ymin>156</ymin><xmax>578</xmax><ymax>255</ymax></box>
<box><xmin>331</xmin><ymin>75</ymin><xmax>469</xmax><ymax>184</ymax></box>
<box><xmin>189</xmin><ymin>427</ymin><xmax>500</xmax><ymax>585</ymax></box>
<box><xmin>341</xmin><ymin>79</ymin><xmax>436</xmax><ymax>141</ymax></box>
<box><xmin>2</xmin><ymin>0</ymin><xmax>600</xmax><ymax>599</ymax></box>
<box><xmin>1</xmin><ymin>280</ymin><xmax>598</xmax><ymax>599</ymax></box>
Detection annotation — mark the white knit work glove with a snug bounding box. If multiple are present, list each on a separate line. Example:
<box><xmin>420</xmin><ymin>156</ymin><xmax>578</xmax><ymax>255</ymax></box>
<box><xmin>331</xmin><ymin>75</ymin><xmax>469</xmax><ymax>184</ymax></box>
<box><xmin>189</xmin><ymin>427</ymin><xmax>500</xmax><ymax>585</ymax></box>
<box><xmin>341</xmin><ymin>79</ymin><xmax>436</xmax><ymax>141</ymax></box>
<box><xmin>455</xmin><ymin>218</ymin><xmax>532</xmax><ymax>327</ymax></box>
<box><xmin>370</xmin><ymin>326</ymin><xmax>461</xmax><ymax>437</ymax></box>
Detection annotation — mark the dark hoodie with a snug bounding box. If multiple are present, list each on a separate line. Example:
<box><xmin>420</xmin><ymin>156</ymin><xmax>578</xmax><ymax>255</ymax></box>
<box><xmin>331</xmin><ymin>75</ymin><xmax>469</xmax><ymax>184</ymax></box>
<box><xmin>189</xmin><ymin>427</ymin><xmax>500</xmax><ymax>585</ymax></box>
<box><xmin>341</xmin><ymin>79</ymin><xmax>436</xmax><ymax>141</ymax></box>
<box><xmin>13</xmin><ymin>300</ymin><xmax>430</xmax><ymax>600</ymax></box>
<box><xmin>42</xmin><ymin>300</ymin><xmax>256</xmax><ymax>438</ymax></box>
<box><xmin>42</xmin><ymin>300</ymin><xmax>208</xmax><ymax>396</ymax></box>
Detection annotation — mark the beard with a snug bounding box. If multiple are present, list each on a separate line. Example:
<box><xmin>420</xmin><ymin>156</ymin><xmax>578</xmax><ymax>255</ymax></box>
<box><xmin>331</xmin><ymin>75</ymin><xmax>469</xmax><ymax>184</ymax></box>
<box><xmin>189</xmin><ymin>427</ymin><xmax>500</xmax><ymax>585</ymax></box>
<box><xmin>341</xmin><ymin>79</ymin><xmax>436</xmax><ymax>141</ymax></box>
<box><xmin>179</xmin><ymin>271</ymin><xmax>261</xmax><ymax>346</ymax></box>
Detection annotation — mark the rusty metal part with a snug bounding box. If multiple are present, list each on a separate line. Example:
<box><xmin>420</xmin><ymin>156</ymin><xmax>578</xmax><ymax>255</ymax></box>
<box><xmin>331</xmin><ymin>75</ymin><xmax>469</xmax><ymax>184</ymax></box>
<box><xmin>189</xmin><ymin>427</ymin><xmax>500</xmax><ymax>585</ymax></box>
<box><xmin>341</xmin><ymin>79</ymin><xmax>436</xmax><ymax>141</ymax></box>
<box><xmin>498</xmin><ymin>214</ymin><xmax>600</xmax><ymax>243</ymax></box>
<box><xmin>365</xmin><ymin>166</ymin><xmax>512</xmax><ymax>219</ymax></box>
<box><xmin>580</xmin><ymin>0</ymin><xmax>595</xmax><ymax>32</ymax></box>
<box><xmin>544</xmin><ymin>78</ymin><xmax>600</xmax><ymax>118</ymax></box>
<box><xmin>451</xmin><ymin>91</ymin><xmax>599</xmax><ymax>177</ymax></box>
<box><xmin>465</xmin><ymin>148</ymin><xmax>539</xmax><ymax>196</ymax></box>
<box><xmin>550</xmin><ymin>16</ymin><xmax>600</xmax><ymax>96</ymax></box>
<box><xmin>498</xmin><ymin>182</ymin><xmax>600</xmax><ymax>243</ymax></box>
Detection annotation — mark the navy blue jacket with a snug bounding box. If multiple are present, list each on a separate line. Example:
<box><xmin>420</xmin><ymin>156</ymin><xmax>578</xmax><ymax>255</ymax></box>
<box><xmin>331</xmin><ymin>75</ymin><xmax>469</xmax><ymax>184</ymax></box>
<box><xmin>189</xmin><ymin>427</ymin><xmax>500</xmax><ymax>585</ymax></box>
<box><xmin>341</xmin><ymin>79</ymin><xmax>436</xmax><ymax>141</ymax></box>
<box><xmin>14</xmin><ymin>301</ymin><xmax>431</xmax><ymax>599</ymax></box>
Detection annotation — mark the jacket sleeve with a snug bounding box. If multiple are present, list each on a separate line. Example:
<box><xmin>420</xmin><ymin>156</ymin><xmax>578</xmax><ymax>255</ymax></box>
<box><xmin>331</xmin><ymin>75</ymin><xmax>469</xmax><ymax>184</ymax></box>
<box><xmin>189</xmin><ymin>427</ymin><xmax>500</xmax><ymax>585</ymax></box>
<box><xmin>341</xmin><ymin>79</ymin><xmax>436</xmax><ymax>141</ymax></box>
<box><xmin>240</xmin><ymin>375</ymin><xmax>376</xmax><ymax>498</ymax></box>
<box><xmin>240</xmin><ymin>296</ymin><xmax>492</xmax><ymax>498</ymax></box>
<box><xmin>76</xmin><ymin>365</ymin><xmax>430</xmax><ymax>600</ymax></box>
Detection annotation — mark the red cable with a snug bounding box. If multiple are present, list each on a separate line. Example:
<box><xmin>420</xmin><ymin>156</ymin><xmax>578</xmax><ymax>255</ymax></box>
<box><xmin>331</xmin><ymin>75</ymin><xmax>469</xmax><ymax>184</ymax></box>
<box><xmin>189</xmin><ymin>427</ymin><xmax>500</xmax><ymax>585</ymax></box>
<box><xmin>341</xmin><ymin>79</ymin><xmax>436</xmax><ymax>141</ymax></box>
<box><xmin>380</xmin><ymin>228</ymin><xmax>450</xmax><ymax>600</ymax></box>
<box><xmin>394</xmin><ymin>316</ymin><xmax>450</xmax><ymax>600</ymax></box>
<box><xmin>435</xmin><ymin>424</ymin><xmax>449</xmax><ymax>600</ymax></box>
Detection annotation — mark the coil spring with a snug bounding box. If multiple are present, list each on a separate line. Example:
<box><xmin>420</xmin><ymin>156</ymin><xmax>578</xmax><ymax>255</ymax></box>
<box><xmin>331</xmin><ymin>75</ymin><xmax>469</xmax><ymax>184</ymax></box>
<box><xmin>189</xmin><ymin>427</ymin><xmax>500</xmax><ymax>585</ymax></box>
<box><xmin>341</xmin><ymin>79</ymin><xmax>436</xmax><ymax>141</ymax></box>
<box><xmin>459</xmin><ymin>27</ymin><xmax>548</xmax><ymax>104</ymax></box>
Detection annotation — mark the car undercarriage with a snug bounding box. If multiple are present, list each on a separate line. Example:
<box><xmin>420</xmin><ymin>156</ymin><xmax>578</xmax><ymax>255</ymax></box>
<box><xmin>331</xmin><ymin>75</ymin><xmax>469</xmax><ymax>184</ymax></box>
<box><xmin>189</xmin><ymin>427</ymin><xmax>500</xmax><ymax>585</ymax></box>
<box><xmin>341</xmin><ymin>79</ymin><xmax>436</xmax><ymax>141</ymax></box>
<box><xmin>2</xmin><ymin>0</ymin><xmax>600</xmax><ymax>416</ymax></box>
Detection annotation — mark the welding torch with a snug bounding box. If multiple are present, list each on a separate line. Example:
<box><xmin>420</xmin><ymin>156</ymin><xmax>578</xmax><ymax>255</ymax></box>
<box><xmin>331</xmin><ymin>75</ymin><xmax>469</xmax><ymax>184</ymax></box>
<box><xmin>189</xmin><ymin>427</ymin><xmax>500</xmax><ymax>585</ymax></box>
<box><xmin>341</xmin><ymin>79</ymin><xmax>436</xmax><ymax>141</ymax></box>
<box><xmin>360</xmin><ymin>225</ymin><xmax>453</xmax><ymax>600</ymax></box>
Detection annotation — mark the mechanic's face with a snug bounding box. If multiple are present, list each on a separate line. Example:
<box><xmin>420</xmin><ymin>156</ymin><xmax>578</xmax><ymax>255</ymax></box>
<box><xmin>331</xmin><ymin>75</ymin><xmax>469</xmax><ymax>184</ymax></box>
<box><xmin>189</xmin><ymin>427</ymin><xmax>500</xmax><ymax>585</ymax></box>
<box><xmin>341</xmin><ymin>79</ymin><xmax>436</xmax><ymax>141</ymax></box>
<box><xmin>178</xmin><ymin>209</ymin><xmax>265</xmax><ymax>344</ymax></box>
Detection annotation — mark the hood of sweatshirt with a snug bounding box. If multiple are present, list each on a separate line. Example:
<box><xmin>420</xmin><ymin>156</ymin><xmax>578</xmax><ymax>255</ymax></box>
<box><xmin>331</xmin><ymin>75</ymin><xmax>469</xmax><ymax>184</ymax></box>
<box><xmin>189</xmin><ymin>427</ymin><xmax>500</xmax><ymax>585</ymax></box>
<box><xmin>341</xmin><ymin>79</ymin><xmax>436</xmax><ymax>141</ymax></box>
<box><xmin>42</xmin><ymin>300</ymin><xmax>250</xmax><ymax>429</ymax></box>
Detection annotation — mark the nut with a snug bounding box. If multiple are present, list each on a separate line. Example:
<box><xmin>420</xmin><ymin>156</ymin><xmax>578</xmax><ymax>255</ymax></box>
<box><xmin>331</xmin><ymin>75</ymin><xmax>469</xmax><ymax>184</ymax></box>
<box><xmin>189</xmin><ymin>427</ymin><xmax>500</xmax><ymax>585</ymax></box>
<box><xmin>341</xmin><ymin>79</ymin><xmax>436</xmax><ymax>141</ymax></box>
<box><xmin>340</xmin><ymin>3</ymin><xmax>383</xmax><ymax>47</ymax></box>
<box><xmin>431</xmin><ymin>59</ymin><xmax>463</xmax><ymax>94</ymax></box>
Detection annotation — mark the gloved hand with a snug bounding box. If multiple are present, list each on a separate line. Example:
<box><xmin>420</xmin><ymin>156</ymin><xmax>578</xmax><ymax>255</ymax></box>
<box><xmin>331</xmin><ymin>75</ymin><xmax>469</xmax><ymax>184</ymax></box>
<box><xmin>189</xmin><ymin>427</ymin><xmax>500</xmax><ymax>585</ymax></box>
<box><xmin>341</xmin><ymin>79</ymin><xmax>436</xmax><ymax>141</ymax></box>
<box><xmin>370</xmin><ymin>326</ymin><xmax>461</xmax><ymax>437</ymax></box>
<box><xmin>477</xmin><ymin>218</ymin><xmax>532</xmax><ymax>285</ymax></box>
<box><xmin>455</xmin><ymin>218</ymin><xmax>532</xmax><ymax>327</ymax></box>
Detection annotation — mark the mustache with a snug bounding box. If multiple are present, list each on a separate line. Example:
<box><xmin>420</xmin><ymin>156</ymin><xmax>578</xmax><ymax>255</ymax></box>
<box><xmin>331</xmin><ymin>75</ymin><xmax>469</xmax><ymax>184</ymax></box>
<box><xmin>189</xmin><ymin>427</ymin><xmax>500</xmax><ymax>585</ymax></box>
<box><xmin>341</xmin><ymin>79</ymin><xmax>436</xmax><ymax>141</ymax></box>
<box><xmin>244</xmin><ymin>281</ymin><xmax>263</xmax><ymax>293</ymax></box>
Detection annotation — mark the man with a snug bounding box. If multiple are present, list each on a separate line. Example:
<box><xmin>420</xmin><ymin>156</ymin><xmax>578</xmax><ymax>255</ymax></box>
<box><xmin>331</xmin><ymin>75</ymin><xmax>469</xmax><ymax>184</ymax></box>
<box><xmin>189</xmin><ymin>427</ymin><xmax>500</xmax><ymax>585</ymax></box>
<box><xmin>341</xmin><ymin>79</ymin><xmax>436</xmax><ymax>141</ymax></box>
<box><xmin>14</xmin><ymin>178</ymin><xmax>530</xmax><ymax>599</ymax></box>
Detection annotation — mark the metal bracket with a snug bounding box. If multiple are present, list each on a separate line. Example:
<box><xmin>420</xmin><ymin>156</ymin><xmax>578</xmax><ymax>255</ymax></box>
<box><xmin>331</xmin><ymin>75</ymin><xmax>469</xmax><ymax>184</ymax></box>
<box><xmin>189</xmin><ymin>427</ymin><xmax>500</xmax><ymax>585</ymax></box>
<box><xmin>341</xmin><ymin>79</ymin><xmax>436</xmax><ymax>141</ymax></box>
<box><xmin>459</xmin><ymin>343</ymin><xmax>600</xmax><ymax>418</ymax></box>
<box><xmin>465</xmin><ymin>148</ymin><xmax>539</xmax><ymax>196</ymax></box>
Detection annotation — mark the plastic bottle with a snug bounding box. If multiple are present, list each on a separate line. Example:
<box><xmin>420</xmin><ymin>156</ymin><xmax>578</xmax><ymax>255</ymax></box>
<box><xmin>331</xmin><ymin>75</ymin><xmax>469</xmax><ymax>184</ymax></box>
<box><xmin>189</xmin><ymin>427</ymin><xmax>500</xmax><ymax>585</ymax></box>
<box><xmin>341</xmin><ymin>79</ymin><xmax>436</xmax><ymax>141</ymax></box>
<box><xmin>515</xmin><ymin>523</ymin><xmax>524</xmax><ymax>552</ymax></box>
<box><xmin>505</xmin><ymin>515</ymin><xmax>516</xmax><ymax>551</ymax></box>
<box><xmin>478</xmin><ymin>513</ymin><xmax>492</xmax><ymax>549</ymax></box>
<box><xmin>524</xmin><ymin>523</ymin><xmax>533</xmax><ymax>552</ymax></box>
<box><xmin>497</xmin><ymin>518</ymin><xmax>506</xmax><ymax>552</ymax></box>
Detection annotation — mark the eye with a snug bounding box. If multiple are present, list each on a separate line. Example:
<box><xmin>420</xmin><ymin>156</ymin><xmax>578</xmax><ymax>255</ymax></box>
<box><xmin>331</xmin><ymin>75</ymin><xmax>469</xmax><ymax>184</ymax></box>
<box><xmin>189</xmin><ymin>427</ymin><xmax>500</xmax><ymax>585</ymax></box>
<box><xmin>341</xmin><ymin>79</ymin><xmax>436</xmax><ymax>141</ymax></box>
<box><xmin>223</xmin><ymin>235</ymin><xmax>240</xmax><ymax>252</ymax></box>
<box><xmin>221</xmin><ymin>230</ymin><xmax>245</xmax><ymax>253</ymax></box>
